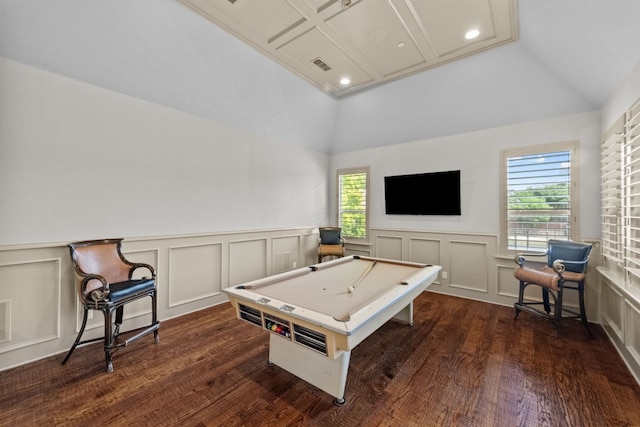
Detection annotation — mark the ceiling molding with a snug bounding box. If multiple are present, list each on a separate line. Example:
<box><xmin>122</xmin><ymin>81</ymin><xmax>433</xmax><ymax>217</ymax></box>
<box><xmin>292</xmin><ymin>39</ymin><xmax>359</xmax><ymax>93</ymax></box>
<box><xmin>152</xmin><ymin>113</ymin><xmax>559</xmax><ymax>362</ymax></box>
<box><xmin>177</xmin><ymin>0</ymin><xmax>519</xmax><ymax>97</ymax></box>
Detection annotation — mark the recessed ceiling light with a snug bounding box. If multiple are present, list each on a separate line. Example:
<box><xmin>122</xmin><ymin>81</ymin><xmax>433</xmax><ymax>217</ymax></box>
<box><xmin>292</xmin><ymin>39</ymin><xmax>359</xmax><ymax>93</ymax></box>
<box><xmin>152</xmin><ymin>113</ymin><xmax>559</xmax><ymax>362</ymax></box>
<box><xmin>465</xmin><ymin>29</ymin><xmax>480</xmax><ymax>40</ymax></box>
<box><xmin>340</xmin><ymin>77</ymin><xmax>351</xmax><ymax>85</ymax></box>
<box><xmin>397</xmin><ymin>42</ymin><xmax>405</xmax><ymax>48</ymax></box>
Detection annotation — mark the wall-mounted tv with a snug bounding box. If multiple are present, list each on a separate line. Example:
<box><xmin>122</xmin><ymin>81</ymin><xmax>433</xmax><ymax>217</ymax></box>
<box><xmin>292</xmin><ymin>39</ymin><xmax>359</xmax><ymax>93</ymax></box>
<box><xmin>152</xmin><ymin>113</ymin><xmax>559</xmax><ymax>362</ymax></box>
<box><xmin>384</xmin><ymin>170</ymin><xmax>461</xmax><ymax>215</ymax></box>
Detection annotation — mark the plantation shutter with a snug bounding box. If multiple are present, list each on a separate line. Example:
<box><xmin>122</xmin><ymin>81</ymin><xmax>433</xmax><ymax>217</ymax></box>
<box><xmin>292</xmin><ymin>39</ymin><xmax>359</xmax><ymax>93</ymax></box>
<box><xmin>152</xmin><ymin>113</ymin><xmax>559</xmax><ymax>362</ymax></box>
<box><xmin>506</xmin><ymin>150</ymin><xmax>572</xmax><ymax>251</ymax></box>
<box><xmin>601</xmin><ymin>117</ymin><xmax>624</xmax><ymax>266</ymax></box>
<box><xmin>624</xmin><ymin>99</ymin><xmax>640</xmax><ymax>279</ymax></box>
<box><xmin>338</xmin><ymin>170</ymin><xmax>367</xmax><ymax>239</ymax></box>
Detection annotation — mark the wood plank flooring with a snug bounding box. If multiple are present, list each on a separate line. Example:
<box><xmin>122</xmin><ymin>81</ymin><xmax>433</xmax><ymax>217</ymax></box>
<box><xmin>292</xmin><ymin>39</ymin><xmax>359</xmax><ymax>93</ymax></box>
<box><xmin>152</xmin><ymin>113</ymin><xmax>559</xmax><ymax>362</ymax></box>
<box><xmin>1</xmin><ymin>292</ymin><xmax>640</xmax><ymax>426</ymax></box>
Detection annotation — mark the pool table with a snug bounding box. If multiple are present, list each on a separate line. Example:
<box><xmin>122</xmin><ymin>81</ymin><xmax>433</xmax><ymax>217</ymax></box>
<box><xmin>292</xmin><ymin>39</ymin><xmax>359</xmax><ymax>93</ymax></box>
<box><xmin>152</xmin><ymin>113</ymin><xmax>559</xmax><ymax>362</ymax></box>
<box><xmin>222</xmin><ymin>255</ymin><xmax>441</xmax><ymax>405</ymax></box>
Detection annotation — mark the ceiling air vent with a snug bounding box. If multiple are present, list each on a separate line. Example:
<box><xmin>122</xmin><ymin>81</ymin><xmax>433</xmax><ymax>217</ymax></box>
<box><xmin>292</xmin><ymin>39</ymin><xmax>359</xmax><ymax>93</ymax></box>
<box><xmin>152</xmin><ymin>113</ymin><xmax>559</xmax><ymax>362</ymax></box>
<box><xmin>311</xmin><ymin>58</ymin><xmax>332</xmax><ymax>72</ymax></box>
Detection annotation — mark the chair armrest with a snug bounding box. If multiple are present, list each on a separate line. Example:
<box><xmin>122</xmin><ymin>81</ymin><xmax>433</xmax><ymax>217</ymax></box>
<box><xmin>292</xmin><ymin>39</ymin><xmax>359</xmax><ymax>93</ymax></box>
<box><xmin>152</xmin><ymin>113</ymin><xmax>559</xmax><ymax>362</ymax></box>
<box><xmin>513</xmin><ymin>250</ymin><xmax>548</xmax><ymax>267</ymax></box>
<box><xmin>129</xmin><ymin>263</ymin><xmax>156</xmax><ymax>279</ymax></box>
<box><xmin>552</xmin><ymin>258</ymin><xmax>588</xmax><ymax>274</ymax></box>
<box><xmin>81</xmin><ymin>274</ymin><xmax>110</xmax><ymax>303</ymax></box>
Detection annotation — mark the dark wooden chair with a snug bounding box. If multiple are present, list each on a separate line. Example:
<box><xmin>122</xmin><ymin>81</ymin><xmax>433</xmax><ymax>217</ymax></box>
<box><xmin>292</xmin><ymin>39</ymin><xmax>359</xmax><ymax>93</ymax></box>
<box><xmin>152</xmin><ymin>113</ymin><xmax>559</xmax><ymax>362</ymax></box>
<box><xmin>318</xmin><ymin>227</ymin><xmax>345</xmax><ymax>263</ymax></box>
<box><xmin>63</xmin><ymin>238</ymin><xmax>160</xmax><ymax>372</ymax></box>
<box><xmin>513</xmin><ymin>239</ymin><xmax>593</xmax><ymax>337</ymax></box>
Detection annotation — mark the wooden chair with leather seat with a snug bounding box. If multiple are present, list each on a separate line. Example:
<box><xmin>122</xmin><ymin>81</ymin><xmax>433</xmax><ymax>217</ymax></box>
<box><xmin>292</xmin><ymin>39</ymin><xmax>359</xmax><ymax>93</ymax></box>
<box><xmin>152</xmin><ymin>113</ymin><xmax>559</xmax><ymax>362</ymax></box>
<box><xmin>513</xmin><ymin>239</ymin><xmax>593</xmax><ymax>337</ymax></box>
<box><xmin>317</xmin><ymin>227</ymin><xmax>345</xmax><ymax>263</ymax></box>
<box><xmin>63</xmin><ymin>238</ymin><xmax>160</xmax><ymax>372</ymax></box>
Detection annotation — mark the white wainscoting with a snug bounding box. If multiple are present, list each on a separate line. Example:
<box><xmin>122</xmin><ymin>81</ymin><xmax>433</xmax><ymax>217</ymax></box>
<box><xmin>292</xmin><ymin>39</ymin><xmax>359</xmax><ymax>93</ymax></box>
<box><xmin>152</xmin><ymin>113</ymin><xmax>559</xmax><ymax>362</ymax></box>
<box><xmin>598</xmin><ymin>266</ymin><xmax>640</xmax><ymax>382</ymax></box>
<box><xmin>0</xmin><ymin>258</ymin><xmax>62</xmax><ymax>351</ymax></box>
<box><xmin>0</xmin><ymin>227</ymin><xmax>615</xmax><ymax>377</ymax></box>
<box><xmin>0</xmin><ymin>227</ymin><xmax>318</xmax><ymax>371</ymax></box>
<box><xmin>368</xmin><ymin>229</ymin><xmax>504</xmax><ymax>304</ymax></box>
<box><xmin>368</xmin><ymin>228</ymin><xmax>602</xmax><ymax>314</ymax></box>
<box><xmin>168</xmin><ymin>243</ymin><xmax>222</xmax><ymax>308</ymax></box>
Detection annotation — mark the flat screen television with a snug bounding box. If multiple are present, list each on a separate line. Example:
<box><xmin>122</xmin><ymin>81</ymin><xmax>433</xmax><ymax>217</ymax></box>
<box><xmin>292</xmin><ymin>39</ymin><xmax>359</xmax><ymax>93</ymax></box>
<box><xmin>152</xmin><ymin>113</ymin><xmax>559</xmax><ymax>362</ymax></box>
<box><xmin>384</xmin><ymin>170</ymin><xmax>461</xmax><ymax>215</ymax></box>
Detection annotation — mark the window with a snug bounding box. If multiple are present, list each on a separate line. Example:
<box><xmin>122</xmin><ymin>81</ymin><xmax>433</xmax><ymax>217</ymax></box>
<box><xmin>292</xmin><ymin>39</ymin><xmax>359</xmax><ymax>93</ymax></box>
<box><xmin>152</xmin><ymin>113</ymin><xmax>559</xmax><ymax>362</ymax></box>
<box><xmin>623</xmin><ymin>99</ymin><xmax>640</xmax><ymax>281</ymax></box>
<box><xmin>600</xmin><ymin>98</ymin><xmax>640</xmax><ymax>294</ymax></box>
<box><xmin>601</xmin><ymin>115</ymin><xmax>624</xmax><ymax>266</ymax></box>
<box><xmin>337</xmin><ymin>167</ymin><xmax>369</xmax><ymax>239</ymax></box>
<box><xmin>501</xmin><ymin>142</ymin><xmax>579</xmax><ymax>252</ymax></box>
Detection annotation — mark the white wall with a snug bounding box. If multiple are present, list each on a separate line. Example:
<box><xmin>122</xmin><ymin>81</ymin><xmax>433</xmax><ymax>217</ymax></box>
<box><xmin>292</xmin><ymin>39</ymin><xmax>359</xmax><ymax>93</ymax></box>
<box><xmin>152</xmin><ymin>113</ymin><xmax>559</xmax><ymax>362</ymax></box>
<box><xmin>601</xmin><ymin>61</ymin><xmax>640</xmax><ymax>129</ymax></box>
<box><xmin>331</xmin><ymin>110</ymin><xmax>602</xmax><ymax>241</ymax></box>
<box><xmin>0</xmin><ymin>0</ymin><xmax>339</xmax><ymax>153</ymax></box>
<box><xmin>0</xmin><ymin>58</ymin><xmax>329</xmax><ymax>246</ymax></box>
<box><xmin>330</xmin><ymin>43</ymin><xmax>596</xmax><ymax>153</ymax></box>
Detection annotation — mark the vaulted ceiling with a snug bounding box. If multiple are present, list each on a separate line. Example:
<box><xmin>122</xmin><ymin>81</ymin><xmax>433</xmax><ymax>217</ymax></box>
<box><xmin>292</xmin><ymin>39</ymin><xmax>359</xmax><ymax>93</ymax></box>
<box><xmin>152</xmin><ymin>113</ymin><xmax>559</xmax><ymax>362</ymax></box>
<box><xmin>177</xmin><ymin>0</ymin><xmax>518</xmax><ymax>97</ymax></box>
<box><xmin>1</xmin><ymin>0</ymin><xmax>640</xmax><ymax>153</ymax></box>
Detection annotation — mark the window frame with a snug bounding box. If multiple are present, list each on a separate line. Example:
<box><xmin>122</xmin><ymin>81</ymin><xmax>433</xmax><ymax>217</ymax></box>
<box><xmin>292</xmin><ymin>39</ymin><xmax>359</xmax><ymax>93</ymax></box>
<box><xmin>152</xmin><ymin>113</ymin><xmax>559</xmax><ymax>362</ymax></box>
<box><xmin>500</xmin><ymin>141</ymin><xmax>581</xmax><ymax>254</ymax></box>
<box><xmin>336</xmin><ymin>166</ymin><xmax>370</xmax><ymax>241</ymax></box>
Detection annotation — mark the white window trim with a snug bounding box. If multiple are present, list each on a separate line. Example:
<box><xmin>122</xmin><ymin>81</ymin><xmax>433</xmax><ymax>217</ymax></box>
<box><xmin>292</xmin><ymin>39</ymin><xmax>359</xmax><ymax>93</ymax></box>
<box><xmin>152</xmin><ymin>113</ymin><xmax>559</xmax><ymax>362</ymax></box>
<box><xmin>499</xmin><ymin>140</ymin><xmax>581</xmax><ymax>254</ymax></box>
<box><xmin>336</xmin><ymin>166</ymin><xmax>370</xmax><ymax>241</ymax></box>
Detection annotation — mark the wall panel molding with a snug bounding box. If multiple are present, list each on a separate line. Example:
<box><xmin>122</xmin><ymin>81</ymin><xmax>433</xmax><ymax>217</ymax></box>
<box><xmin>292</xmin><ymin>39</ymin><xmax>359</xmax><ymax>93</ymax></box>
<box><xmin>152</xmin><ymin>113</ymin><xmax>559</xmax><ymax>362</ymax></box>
<box><xmin>408</xmin><ymin>237</ymin><xmax>441</xmax><ymax>265</ymax></box>
<box><xmin>370</xmin><ymin>228</ymin><xmax>498</xmax><ymax>301</ymax></box>
<box><xmin>0</xmin><ymin>227</ymin><xmax>317</xmax><ymax>371</ymax></box>
<box><xmin>0</xmin><ymin>258</ymin><xmax>61</xmax><ymax>353</ymax></box>
<box><xmin>448</xmin><ymin>240</ymin><xmax>489</xmax><ymax>293</ymax></box>
<box><xmin>626</xmin><ymin>301</ymin><xmax>640</xmax><ymax>369</ymax></box>
<box><xmin>303</xmin><ymin>232</ymin><xmax>321</xmax><ymax>265</ymax></box>
<box><xmin>168</xmin><ymin>243</ymin><xmax>223</xmax><ymax>308</ymax></box>
<box><xmin>374</xmin><ymin>235</ymin><xmax>403</xmax><ymax>260</ymax></box>
<box><xmin>496</xmin><ymin>263</ymin><xmax>518</xmax><ymax>298</ymax></box>
<box><xmin>272</xmin><ymin>235</ymin><xmax>301</xmax><ymax>273</ymax></box>
<box><xmin>597</xmin><ymin>266</ymin><xmax>640</xmax><ymax>384</ymax></box>
<box><xmin>601</xmin><ymin>279</ymin><xmax>624</xmax><ymax>341</ymax></box>
<box><xmin>229</xmin><ymin>238</ymin><xmax>268</xmax><ymax>286</ymax></box>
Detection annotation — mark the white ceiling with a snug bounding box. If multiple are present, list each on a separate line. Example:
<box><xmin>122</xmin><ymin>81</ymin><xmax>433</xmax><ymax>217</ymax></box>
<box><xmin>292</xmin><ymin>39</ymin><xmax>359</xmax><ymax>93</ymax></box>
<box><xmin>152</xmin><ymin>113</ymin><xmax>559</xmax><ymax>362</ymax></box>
<box><xmin>1</xmin><ymin>0</ymin><xmax>640</xmax><ymax>153</ymax></box>
<box><xmin>177</xmin><ymin>0</ymin><xmax>518</xmax><ymax>97</ymax></box>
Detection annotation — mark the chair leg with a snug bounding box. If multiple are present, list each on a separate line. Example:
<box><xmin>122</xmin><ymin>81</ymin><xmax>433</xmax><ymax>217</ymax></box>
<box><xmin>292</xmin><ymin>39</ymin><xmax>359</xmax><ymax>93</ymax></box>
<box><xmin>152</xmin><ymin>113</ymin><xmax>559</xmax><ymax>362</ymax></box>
<box><xmin>104</xmin><ymin>308</ymin><xmax>114</xmax><ymax>373</ymax></box>
<box><xmin>542</xmin><ymin>288</ymin><xmax>551</xmax><ymax>314</ymax></box>
<box><xmin>61</xmin><ymin>307</ymin><xmax>90</xmax><ymax>365</ymax></box>
<box><xmin>514</xmin><ymin>281</ymin><xmax>525</xmax><ymax>319</ymax></box>
<box><xmin>152</xmin><ymin>291</ymin><xmax>160</xmax><ymax>344</ymax></box>
<box><xmin>114</xmin><ymin>306</ymin><xmax>124</xmax><ymax>337</ymax></box>
<box><xmin>578</xmin><ymin>283</ymin><xmax>593</xmax><ymax>337</ymax></box>
<box><xmin>552</xmin><ymin>287</ymin><xmax>563</xmax><ymax>338</ymax></box>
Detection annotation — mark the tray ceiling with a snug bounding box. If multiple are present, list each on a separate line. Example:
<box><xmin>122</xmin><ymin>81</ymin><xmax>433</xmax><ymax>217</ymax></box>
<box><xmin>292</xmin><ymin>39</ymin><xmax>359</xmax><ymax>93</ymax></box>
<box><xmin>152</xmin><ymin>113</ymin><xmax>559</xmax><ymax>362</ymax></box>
<box><xmin>178</xmin><ymin>0</ymin><xmax>518</xmax><ymax>97</ymax></box>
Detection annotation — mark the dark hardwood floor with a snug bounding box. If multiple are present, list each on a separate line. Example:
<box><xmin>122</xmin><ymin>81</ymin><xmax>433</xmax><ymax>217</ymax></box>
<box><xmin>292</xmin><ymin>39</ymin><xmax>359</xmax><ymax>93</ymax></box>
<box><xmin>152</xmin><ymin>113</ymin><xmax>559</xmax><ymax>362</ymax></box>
<box><xmin>2</xmin><ymin>292</ymin><xmax>640</xmax><ymax>426</ymax></box>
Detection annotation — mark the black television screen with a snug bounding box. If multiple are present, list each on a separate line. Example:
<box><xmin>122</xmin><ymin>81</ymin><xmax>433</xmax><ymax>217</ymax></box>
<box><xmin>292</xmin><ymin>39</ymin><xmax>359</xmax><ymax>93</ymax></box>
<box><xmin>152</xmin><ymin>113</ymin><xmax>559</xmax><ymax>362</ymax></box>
<box><xmin>384</xmin><ymin>170</ymin><xmax>461</xmax><ymax>215</ymax></box>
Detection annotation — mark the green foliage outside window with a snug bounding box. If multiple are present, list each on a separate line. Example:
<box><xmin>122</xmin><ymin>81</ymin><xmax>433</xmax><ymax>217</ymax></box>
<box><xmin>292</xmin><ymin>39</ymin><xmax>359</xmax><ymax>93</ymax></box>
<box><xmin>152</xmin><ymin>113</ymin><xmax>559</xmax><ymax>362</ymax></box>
<box><xmin>508</xmin><ymin>182</ymin><xmax>570</xmax><ymax>222</ymax></box>
<box><xmin>338</xmin><ymin>172</ymin><xmax>367</xmax><ymax>238</ymax></box>
<box><xmin>507</xmin><ymin>183</ymin><xmax>571</xmax><ymax>250</ymax></box>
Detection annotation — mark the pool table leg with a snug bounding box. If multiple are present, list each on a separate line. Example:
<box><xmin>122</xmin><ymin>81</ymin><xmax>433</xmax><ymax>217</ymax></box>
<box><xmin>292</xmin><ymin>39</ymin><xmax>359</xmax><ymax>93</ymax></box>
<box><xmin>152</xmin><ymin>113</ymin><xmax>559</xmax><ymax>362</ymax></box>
<box><xmin>392</xmin><ymin>302</ymin><xmax>414</xmax><ymax>326</ymax></box>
